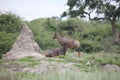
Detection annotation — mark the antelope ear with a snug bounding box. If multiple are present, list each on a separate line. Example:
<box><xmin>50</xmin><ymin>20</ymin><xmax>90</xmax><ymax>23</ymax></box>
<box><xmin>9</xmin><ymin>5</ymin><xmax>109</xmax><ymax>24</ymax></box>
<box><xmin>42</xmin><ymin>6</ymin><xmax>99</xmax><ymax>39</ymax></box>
<box><xmin>55</xmin><ymin>32</ymin><xmax>59</xmax><ymax>35</ymax></box>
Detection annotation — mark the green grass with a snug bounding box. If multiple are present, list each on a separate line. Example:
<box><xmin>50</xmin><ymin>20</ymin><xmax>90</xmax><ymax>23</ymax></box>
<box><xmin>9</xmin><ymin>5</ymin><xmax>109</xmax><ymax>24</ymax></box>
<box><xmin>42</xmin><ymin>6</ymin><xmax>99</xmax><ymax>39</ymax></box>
<box><xmin>18</xmin><ymin>56</ymin><xmax>36</xmax><ymax>62</ymax></box>
<box><xmin>45</xmin><ymin>55</ymin><xmax>82</xmax><ymax>63</ymax></box>
<box><xmin>18</xmin><ymin>56</ymin><xmax>40</xmax><ymax>67</ymax></box>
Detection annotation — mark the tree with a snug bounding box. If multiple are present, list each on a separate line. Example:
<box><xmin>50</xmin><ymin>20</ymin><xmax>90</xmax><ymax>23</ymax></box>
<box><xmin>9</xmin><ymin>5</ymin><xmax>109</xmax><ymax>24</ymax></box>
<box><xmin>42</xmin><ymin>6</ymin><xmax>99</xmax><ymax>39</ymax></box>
<box><xmin>62</xmin><ymin>0</ymin><xmax>120</xmax><ymax>44</ymax></box>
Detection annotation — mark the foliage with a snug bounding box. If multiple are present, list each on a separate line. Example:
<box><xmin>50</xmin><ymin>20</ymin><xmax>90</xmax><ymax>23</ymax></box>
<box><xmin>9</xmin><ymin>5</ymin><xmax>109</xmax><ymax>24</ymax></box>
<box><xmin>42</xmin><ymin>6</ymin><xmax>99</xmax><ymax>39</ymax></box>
<box><xmin>0</xmin><ymin>12</ymin><xmax>119</xmax><ymax>54</ymax></box>
<box><xmin>80</xmin><ymin>40</ymin><xmax>103</xmax><ymax>52</ymax></box>
<box><xmin>0</xmin><ymin>12</ymin><xmax>21</xmax><ymax>33</ymax></box>
<box><xmin>0</xmin><ymin>32</ymin><xmax>18</xmax><ymax>58</ymax></box>
<box><xmin>79</xmin><ymin>22</ymin><xmax>112</xmax><ymax>52</ymax></box>
<box><xmin>0</xmin><ymin>12</ymin><xmax>21</xmax><ymax>58</ymax></box>
<box><xmin>29</xmin><ymin>18</ymin><xmax>59</xmax><ymax>50</ymax></box>
<box><xmin>57</xmin><ymin>18</ymin><xmax>84</xmax><ymax>35</ymax></box>
<box><xmin>63</xmin><ymin>0</ymin><xmax>120</xmax><ymax>44</ymax></box>
<box><xmin>29</xmin><ymin>17</ymin><xmax>120</xmax><ymax>53</ymax></box>
<box><xmin>63</xmin><ymin>0</ymin><xmax>120</xmax><ymax>20</ymax></box>
<box><xmin>44</xmin><ymin>18</ymin><xmax>57</xmax><ymax>31</ymax></box>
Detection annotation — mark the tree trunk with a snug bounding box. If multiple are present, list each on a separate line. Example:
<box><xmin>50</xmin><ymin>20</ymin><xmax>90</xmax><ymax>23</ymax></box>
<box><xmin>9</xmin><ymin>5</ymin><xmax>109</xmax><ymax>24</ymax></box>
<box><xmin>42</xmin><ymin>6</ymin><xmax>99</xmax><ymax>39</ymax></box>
<box><xmin>111</xmin><ymin>20</ymin><xmax>119</xmax><ymax>44</ymax></box>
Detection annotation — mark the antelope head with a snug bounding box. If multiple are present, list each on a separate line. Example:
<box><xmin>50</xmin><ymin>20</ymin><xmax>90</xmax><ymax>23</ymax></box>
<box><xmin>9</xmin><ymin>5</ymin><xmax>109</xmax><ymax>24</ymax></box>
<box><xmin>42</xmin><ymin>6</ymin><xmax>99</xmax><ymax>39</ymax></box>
<box><xmin>53</xmin><ymin>32</ymin><xmax>60</xmax><ymax>39</ymax></box>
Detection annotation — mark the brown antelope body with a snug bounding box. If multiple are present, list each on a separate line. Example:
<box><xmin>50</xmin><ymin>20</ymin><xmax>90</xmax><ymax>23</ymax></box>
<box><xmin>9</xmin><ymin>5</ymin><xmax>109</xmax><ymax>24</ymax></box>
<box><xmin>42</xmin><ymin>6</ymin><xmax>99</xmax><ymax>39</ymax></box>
<box><xmin>53</xmin><ymin>32</ymin><xmax>80</xmax><ymax>58</ymax></box>
<box><xmin>44</xmin><ymin>47</ymin><xmax>67</xmax><ymax>57</ymax></box>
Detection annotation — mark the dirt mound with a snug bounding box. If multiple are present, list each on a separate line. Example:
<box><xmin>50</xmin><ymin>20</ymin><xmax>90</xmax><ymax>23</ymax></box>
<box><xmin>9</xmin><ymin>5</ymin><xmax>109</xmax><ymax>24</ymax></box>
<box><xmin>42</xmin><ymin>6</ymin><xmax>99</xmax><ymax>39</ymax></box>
<box><xmin>22</xmin><ymin>61</ymin><xmax>75</xmax><ymax>74</ymax></box>
<box><xmin>102</xmin><ymin>64</ymin><xmax>120</xmax><ymax>71</ymax></box>
<box><xmin>2</xmin><ymin>23</ymin><xmax>45</xmax><ymax>60</ymax></box>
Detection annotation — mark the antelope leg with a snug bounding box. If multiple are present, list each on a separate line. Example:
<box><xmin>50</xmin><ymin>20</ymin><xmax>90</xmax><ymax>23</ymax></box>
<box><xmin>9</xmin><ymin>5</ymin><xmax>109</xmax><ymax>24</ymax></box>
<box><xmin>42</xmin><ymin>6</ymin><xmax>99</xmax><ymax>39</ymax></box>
<box><xmin>78</xmin><ymin>52</ymin><xmax>80</xmax><ymax>58</ymax></box>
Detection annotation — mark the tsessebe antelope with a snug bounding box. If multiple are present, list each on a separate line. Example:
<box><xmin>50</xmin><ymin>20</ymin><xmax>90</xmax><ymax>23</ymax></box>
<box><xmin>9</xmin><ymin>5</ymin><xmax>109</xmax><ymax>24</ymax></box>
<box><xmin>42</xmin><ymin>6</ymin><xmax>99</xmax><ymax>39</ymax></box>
<box><xmin>53</xmin><ymin>32</ymin><xmax>80</xmax><ymax>58</ymax></box>
<box><xmin>44</xmin><ymin>46</ymin><xmax>67</xmax><ymax>57</ymax></box>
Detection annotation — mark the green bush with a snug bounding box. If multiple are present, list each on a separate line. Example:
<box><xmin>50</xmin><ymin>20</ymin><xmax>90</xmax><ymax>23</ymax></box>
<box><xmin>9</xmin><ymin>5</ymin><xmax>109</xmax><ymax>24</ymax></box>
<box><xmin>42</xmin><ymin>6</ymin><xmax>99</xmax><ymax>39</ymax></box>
<box><xmin>0</xmin><ymin>32</ymin><xmax>18</xmax><ymax>58</ymax></box>
<box><xmin>57</xmin><ymin>18</ymin><xmax>85</xmax><ymax>35</ymax></box>
<box><xmin>29</xmin><ymin>18</ymin><xmax>120</xmax><ymax>53</ymax></box>
<box><xmin>80</xmin><ymin>40</ymin><xmax>103</xmax><ymax>53</ymax></box>
<box><xmin>0</xmin><ymin>12</ymin><xmax>22</xmax><ymax>58</ymax></box>
<box><xmin>44</xmin><ymin>18</ymin><xmax>57</xmax><ymax>31</ymax></box>
<box><xmin>29</xmin><ymin>18</ymin><xmax>59</xmax><ymax>50</ymax></box>
<box><xmin>0</xmin><ymin>12</ymin><xmax>21</xmax><ymax>33</ymax></box>
<box><xmin>78</xmin><ymin>21</ymin><xmax>117</xmax><ymax>53</ymax></box>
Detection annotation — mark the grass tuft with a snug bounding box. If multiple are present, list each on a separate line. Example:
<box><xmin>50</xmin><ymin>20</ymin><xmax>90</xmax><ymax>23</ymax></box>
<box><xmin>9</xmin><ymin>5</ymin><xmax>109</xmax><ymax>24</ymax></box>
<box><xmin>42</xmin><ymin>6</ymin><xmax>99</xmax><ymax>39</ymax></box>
<box><xmin>18</xmin><ymin>56</ymin><xmax>40</xmax><ymax>67</ymax></box>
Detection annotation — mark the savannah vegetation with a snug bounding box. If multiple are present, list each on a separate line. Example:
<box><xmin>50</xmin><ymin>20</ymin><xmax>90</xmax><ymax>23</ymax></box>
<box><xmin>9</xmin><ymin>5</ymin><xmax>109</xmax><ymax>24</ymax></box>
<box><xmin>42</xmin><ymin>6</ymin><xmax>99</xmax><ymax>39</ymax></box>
<box><xmin>29</xmin><ymin>17</ymin><xmax>120</xmax><ymax>53</ymax></box>
<box><xmin>0</xmin><ymin>12</ymin><xmax>120</xmax><ymax>57</ymax></box>
<box><xmin>0</xmin><ymin>12</ymin><xmax>22</xmax><ymax>58</ymax></box>
<box><xmin>0</xmin><ymin>11</ymin><xmax>120</xmax><ymax>80</ymax></box>
<box><xmin>62</xmin><ymin>0</ymin><xmax>120</xmax><ymax>44</ymax></box>
<box><xmin>0</xmin><ymin>68</ymin><xmax>120</xmax><ymax>80</ymax></box>
<box><xmin>0</xmin><ymin>0</ymin><xmax>120</xmax><ymax>80</ymax></box>
<box><xmin>0</xmin><ymin>52</ymin><xmax>120</xmax><ymax>80</ymax></box>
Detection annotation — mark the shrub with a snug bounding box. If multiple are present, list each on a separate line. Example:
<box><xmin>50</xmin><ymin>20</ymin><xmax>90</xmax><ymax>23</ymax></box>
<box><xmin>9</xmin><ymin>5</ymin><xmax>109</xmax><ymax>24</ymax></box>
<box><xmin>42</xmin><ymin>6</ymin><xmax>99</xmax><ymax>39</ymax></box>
<box><xmin>0</xmin><ymin>12</ymin><xmax>21</xmax><ymax>33</ymax></box>
<box><xmin>80</xmin><ymin>40</ymin><xmax>103</xmax><ymax>53</ymax></box>
<box><xmin>44</xmin><ymin>18</ymin><xmax>57</xmax><ymax>31</ymax></box>
<box><xmin>29</xmin><ymin>18</ymin><xmax>120</xmax><ymax>53</ymax></box>
<box><xmin>29</xmin><ymin>18</ymin><xmax>59</xmax><ymax>50</ymax></box>
<box><xmin>57</xmin><ymin>18</ymin><xmax>85</xmax><ymax>36</ymax></box>
<box><xmin>0</xmin><ymin>12</ymin><xmax>22</xmax><ymax>58</ymax></box>
<box><xmin>0</xmin><ymin>32</ymin><xmax>18</xmax><ymax>58</ymax></box>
